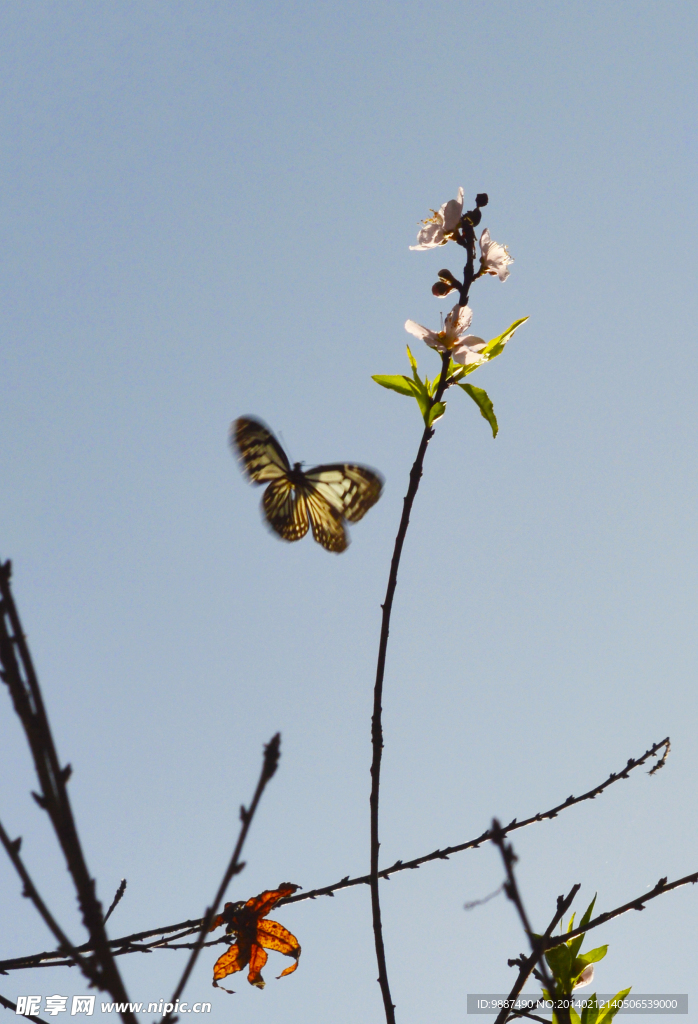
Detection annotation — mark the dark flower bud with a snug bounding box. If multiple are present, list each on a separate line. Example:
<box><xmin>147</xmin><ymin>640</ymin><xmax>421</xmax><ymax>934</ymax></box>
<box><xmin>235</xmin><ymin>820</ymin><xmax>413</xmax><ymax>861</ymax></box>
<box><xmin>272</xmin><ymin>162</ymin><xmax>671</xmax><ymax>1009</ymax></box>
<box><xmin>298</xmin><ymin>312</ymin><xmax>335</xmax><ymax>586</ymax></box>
<box><xmin>432</xmin><ymin>268</ymin><xmax>462</xmax><ymax>297</ymax></box>
<box><xmin>476</xmin><ymin>193</ymin><xmax>489</xmax><ymax>207</ymax></box>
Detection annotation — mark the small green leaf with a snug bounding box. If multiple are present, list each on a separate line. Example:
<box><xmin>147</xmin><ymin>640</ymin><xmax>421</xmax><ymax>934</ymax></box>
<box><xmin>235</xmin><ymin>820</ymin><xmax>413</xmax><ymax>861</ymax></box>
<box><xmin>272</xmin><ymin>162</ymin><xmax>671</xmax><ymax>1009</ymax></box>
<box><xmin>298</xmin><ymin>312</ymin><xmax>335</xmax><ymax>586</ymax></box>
<box><xmin>427</xmin><ymin>401</ymin><xmax>446</xmax><ymax>427</ymax></box>
<box><xmin>458</xmin><ymin>383</ymin><xmax>498</xmax><ymax>437</ymax></box>
<box><xmin>579</xmin><ymin>896</ymin><xmax>597</xmax><ymax>930</ymax></box>
<box><xmin>568</xmin><ymin>895</ymin><xmax>597</xmax><ymax>960</ymax></box>
<box><xmin>414</xmin><ymin>391</ymin><xmax>431</xmax><ymax>423</ymax></box>
<box><xmin>566</xmin><ymin>913</ymin><xmax>576</xmax><ymax>934</ymax></box>
<box><xmin>581</xmin><ymin>996</ymin><xmax>600</xmax><ymax>1024</ymax></box>
<box><xmin>372</xmin><ymin>374</ymin><xmax>421</xmax><ymax>397</ymax></box>
<box><xmin>597</xmin><ymin>988</ymin><xmax>632</xmax><ymax>1024</ymax></box>
<box><xmin>406</xmin><ymin>344</ymin><xmax>419</xmax><ymax>377</ymax></box>
<box><xmin>575</xmin><ymin>946</ymin><xmax>607</xmax><ymax>968</ymax></box>
<box><xmin>545</xmin><ymin>943</ymin><xmax>573</xmax><ymax>983</ymax></box>
<box><xmin>481</xmin><ymin>316</ymin><xmax>529</xmax><ymax>360</ymax></box>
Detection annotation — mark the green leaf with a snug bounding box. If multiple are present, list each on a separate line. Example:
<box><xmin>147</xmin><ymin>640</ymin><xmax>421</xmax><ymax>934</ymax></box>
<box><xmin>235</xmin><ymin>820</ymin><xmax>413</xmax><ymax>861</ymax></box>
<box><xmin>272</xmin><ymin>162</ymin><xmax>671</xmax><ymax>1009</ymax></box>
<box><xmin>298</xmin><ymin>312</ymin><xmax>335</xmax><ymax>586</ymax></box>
<box><xmin>545</xmin><ymin>943</ymin><xmax>573</xmax><ymax>983</ymax></box>
<box><xmin>406</xmin><ymin>344</ymin><xmax>419</xmax><ymax>378</ymax></box>
<box><xmin>458</xmin><ymin>383</ymin><xmax>499</xmax><ymax>437</ymax></box>
<box><xmin>567</xmin><ymin>913</ymin><xmax>576</xmax><ymax>934</ymax></box>
<box><xmin>580</xmin><ymin>994</ymin><xmax>600</xmax><ymax>1024</ymax></box>
<box><xmin>372</xmin><ymin>374</ymin><xmax>420</xmax><ymax>398</ymax></box>
<box><xmin>575</xmin><ymin>946</ymin><xmax>607</xmax><ymax>969</ymax></box>
<box><xmin>481</xmin><ymin>316</ymin><xmax>529</xmax><ymax>360</ymax></box>
<box><xmin>597</xmin><ymin>988</ymin><xmax>632</xmax><ymax>1024</ymax></box>
<box><xmin>568</xmin><ymin>895</ymin><xmax>597</xmax><ymax>960</ymax></box>
<box><xmin>428</xmin><ymin>401</ymin><xmax>446</xmax><ymax>427</ymax></box>
<box><xmin>414</xmin><ymin>391</ymin><xmax>431</xmax><ymax>423</ymax></box>
<box><xmin>579</xmin><ymin>896</ymin><xmax>597</xmax><ymax>930</ymax></box>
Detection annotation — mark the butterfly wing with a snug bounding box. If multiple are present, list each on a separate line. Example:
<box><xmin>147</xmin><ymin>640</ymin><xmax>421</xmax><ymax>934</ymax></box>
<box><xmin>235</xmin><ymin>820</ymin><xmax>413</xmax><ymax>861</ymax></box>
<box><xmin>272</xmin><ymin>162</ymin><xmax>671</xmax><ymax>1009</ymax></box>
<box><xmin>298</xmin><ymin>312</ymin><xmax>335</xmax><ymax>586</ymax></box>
<box><xmin>300</xmin><ymin>484</ymin><xmax>349</xmax><ymax>553</ymax></box>
<box><xmin>232</xmin><ymin>417</ymin><xmax>291</xmax><ymax>483</ymax></box>
<box><xmin>304</xmin><ymin>465</ymin><xmax>384</xmax><ymax>523</ymax></box>
<box><xmin>262</xmin><ymin>478</ymin><xmax>310</xmax><ymax>542</ymax></box>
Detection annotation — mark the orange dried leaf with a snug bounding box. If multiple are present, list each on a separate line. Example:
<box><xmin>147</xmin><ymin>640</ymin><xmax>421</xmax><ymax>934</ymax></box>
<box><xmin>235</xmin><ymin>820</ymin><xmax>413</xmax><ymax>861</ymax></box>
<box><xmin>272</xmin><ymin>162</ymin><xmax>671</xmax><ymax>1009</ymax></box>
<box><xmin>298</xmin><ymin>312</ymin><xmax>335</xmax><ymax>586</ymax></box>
<box><xmin>210</xmin><ymin>883</ymin><xmax>301</xmax><ymax>991</ymax></box>
<box><xmin>212</xmin><ymin>942</ymin><xmax>248</xmax><ymax>981</ymax></box>
<box><xmin>247</xmin><ymin>943</ymin><xmax>268</xmax><ymax>989</ymax></box>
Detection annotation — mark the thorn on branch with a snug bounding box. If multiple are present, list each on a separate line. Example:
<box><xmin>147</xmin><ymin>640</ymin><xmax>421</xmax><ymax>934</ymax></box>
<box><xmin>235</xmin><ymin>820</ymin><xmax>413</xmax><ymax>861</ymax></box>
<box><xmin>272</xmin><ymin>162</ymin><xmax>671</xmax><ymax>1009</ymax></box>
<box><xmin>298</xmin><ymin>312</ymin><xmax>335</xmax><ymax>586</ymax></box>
<box><xmin>31</xmin><ymin>792</ymin><xmax>47</xmax><ymax>810</ymax></box>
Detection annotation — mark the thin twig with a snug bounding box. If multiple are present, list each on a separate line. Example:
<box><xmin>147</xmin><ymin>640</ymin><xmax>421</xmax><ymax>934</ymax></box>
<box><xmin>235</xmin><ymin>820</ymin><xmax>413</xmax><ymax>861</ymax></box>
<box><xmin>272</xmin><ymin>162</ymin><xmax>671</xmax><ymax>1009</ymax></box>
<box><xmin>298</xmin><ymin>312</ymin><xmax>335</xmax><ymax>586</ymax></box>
<box><xmin>491</xmin><ymin>821</ymin><xmax>570</xmax><ymax>1024</ymax></box>
<box><xmin>463</xmin><ymin>885</ymin><xmax>503</xmax><ymax>911</ymax></box>
<box><xmin>291</xmin><ymin>735</ymin><xmax>669</xmax><ymax>907</ymax></box>
<box><xmin>370</xmin><ymin>344</ymin><xmax>453</xmax><ymax>1024</ymax></box>
<box><xmin>104</xmin><ymin>879</ymin><xmax>127</xmax><ymax>925</ymax></box>
<box><xmin>494</xmin><ymin>885</ymin><xmax>580</xmax><ymax>1024</ymax></box>
<box><xmin>0</xmin><ymin>992</ymin><xmax>50</xmax><ymax>1024</ymax></box>
<box><xmin>497</xmin><ymin>866</ymin><xmax>698</xmax><ymax>1023</ymax></box>
<box><xmin>367</xmin><ymin>192</ymin><xmax>492</xmax><ymax>1022</ymax></box>
<box><xmin>0</xmin><ymin>818</ymin><xmax>94</xmax><ymax>976</ymax></box>
<box><xmin>545</xmin><ymin>869</ymin><xmax>698</xmax><ymax>948</ymax></box>
<box><xmin>0</xmin><ymin>561</ymin><xmax>135</xmax><ymax>1024</ymax></box>
<box><xmin>1</xmin><ymin>737</ymin><xmax>670</xmax><ymax>974</ymax></box>
<box><xmin>162</xmin><ymin>732</ymin><xmax>281</xmax><ymax>1021</ymax></box>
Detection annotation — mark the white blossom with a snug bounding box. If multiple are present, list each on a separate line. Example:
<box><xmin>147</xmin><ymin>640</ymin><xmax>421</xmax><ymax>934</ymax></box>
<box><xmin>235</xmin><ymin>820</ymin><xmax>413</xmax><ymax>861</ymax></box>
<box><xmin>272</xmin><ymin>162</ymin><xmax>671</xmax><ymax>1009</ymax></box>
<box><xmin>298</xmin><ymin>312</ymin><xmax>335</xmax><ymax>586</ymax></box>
<box><xmin>404</xmin><ymin>305</ymin><xmax>487</xmax><ymax>367</ymax></box>
<box><xmin>479</xmin><ymin>228</ymin><xmax>514</xmax><ymax>281</ymax></box>
<box><xmin>573</xmin><ymin>964</ymin><xmax>595</xmax><ymax>990</ymax></box>
<box><xmin>410</xmin><ymin>188</ymin><xmax>464</xmax><ymax>250</ymax></box>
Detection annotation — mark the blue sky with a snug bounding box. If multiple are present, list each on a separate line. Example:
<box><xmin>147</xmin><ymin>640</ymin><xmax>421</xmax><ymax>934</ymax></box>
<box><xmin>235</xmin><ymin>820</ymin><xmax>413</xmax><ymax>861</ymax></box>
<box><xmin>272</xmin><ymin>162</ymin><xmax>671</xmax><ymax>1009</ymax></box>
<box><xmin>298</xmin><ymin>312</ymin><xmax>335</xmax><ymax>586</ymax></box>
<box><xmin>1</xmin><ymin>2</ymin><xmax>697</xmax><ymax>1021</ymax></box>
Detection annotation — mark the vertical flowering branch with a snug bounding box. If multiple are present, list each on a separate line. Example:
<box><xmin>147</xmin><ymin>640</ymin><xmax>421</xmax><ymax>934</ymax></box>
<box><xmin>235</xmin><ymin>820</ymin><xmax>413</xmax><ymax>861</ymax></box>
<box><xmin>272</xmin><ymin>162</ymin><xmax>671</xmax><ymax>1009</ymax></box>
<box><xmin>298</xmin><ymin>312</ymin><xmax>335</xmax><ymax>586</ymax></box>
<box><xmin>369</xmin><ymin>190</ymin><xmax>527</xmax><ymax>1023</ymax></box>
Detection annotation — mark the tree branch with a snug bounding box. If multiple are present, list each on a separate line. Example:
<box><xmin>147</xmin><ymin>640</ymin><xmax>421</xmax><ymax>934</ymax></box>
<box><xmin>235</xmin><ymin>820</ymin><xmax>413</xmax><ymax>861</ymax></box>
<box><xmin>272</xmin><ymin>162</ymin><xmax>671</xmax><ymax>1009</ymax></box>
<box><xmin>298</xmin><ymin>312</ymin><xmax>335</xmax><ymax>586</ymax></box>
<box><xmin>494</xmin><ymin>885</ymin><xmax>580</xmax><ymax>1024</ymax></box>
<box><xmin>0</xmin><ymin>992</ymin><xmax>50</xmax><ymax>1024</ymax></box>
<box><xmin>370</xmin><ymin>345</ymin><xmax>454</xmax><ymax>1024</ymax></box>
<box><xmin>491</xmin><ymin>821</ymin><xmax>568</xmax><ymax>1024</ymax></box>
<box><xmin>162</xmin><ymin>732</ymin><xmax>281</xmax><ymax>1021</ymax></box>
<box><xmin>0</xmin><ymin>561</ymin><xmax>135</xmax><ymax>1024</ymax></box>
<box><xmin>545</xmin><ymin>869</ymin><xmax>698</xmax><ymax>948</ymax></box>
<box><xmin>0</xmin><ymin>736</ymin><xmax>669</xmax><ymax>974</ymax></box>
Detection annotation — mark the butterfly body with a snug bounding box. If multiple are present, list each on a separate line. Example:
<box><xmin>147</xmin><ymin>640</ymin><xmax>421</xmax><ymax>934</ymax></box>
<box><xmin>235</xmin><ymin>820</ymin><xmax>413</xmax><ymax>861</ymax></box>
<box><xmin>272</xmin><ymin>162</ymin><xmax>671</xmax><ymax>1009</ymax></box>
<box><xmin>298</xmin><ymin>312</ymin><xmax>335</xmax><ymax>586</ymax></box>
<box><xmin>232</xmin><ymin>417</ymin><xmax>383</xmax><ymax>553</ymax></box>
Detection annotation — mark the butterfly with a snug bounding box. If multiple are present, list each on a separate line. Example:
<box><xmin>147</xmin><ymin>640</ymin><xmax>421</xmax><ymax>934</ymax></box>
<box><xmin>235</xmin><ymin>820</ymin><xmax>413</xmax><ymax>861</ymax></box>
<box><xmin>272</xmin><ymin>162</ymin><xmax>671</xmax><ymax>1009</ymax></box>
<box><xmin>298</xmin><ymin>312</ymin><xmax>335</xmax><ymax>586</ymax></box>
<box><xmin>232</xmin><ymin>417</ymin><xmax>383</xmax><ymax>553</ymax></box>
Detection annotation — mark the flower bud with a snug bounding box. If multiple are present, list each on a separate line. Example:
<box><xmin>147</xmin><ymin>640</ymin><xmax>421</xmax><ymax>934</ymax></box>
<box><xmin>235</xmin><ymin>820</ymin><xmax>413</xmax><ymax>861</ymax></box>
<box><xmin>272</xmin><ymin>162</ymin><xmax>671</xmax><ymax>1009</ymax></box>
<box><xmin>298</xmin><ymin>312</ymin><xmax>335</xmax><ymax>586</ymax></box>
<box><xmin>476</xmin><ymin>193</ymin><xmax>489</xmax><ymax>207</ymax></box>
<box><xmin>432</xmin><ymin>269</ymin><xmax>462</xmax><ymax>297</ymax></box>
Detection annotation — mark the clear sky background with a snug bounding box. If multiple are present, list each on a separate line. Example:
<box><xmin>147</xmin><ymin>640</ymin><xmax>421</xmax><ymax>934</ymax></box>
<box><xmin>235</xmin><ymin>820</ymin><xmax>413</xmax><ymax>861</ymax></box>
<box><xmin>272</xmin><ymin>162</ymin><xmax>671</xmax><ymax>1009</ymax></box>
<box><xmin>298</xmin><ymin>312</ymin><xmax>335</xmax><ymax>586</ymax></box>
<box><xmin>1</xmin><ymin>2</ymin><xmax>697</xmax><ymax>1021</ymax></box>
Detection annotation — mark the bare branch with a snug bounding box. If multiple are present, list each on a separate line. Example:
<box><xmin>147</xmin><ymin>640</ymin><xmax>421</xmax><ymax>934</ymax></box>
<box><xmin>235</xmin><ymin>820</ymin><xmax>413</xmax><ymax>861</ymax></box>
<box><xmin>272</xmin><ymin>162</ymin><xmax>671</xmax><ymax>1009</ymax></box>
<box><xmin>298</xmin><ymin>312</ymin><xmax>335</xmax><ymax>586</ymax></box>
<box><xmin>0</xmin><ymin>562</ymin><xmax>135</xmax><ymax>1023</ymax></box>
<box><xmin>282</xmin><ymin>736</ymin><xmax>670</xmax><ymax>906</ymax></box>
<box><xmin>104</xmin><ymin>880</ymin><xmax>127</xmax><ymax>925</ymax></box>
<box><xmin>162</xmin><ymin>732</ymin><xmax>281</xmax><ymax>1021</ymax></box>
<box><xmin>369</xmin><ymin>345</ymin><xmax>452</xmax><ymax>1024</ymax></box>
<box><xmin>0</xmin><ymin>736</ymin><xmax>670</xmax><ymax>975</ymax></box>
<box><xmin>0</xmin><ymin>818</ymin><xmax>94</xmax><ymax>977</ymax></box>
<box><xmin>0</xmin><ymin>992</ymin><xmax>50</xmax><ymax>1024</ymax></box>
<box><xmin>494</xmin><ymin>885</ymin><xmax>580</xmax><ymax>1024</ymax></box>
<box><xmin>545</xmin><ymin>869</ymin><xmax>698</xmax><ymax>948</ymax></box>
<box><xmin>490</xmin><ymin>821</ymin><xmax>567</xmax><ymax>1024</ymax></box>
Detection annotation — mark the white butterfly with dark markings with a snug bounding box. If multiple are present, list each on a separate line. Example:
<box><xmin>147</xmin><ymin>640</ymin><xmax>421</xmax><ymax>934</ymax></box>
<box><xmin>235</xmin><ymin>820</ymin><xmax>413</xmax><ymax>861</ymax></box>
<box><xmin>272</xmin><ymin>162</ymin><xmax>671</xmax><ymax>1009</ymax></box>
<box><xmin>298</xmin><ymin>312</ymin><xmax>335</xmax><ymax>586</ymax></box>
<box><xmin>232</xmin><ymin>417</ymin><xmax>383</xmax><ymax>553</ymax></box>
